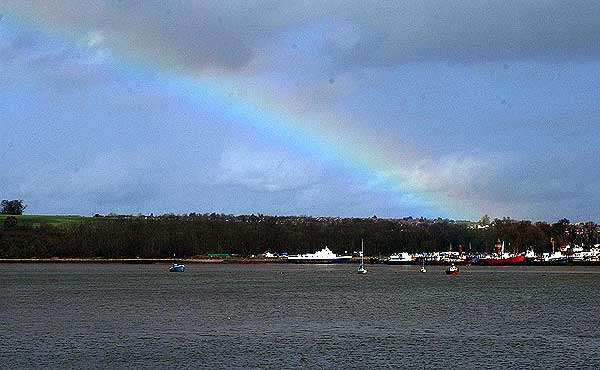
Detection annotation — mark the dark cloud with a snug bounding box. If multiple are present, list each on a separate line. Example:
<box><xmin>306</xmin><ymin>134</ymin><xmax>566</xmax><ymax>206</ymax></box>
<box><xmin>0</xmin><ymin>26</ymin><xmax>114</xmax><ymax>92</ymax></box>
<box><xmin>2</xmin><ymin>2</ymin><xmax>600</xmax><ymax>220</ymax></box>
<box><xmin>332</xmin><ymin>1</ymin><xmax>600</xmax><ymax>66</ymax></box>
<box><xmin>3</xmin><ymin>1</ymin><xmax>277</xmax><ymax>71</ymax></box>
<box><xmin>4</xmin><ymin>0</ymin><xmax>600</xmax><ymax>72</ymax></box>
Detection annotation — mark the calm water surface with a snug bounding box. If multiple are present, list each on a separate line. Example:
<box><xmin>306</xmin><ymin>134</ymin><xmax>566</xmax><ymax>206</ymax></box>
<box><xmin>1</xmin><ymin>264</ymin><xmax>600</xmax><ymax>369</ymax></box>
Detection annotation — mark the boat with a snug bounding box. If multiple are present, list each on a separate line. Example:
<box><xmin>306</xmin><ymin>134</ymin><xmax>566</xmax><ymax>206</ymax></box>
<box><xmin>169</xmin><ymin>263</ymin><xmax>186</xmax><ymax>272</ymax></box>
<box><xmin>445</xmin><ymin>264</ymin><xmax>459</xmax><ymax>275</ymax></box>
<box><xmin>478</xmin><ymin>255</ymin><xmax>526</xmax><ymax>266</ymax></box>
<box><xmin>523</xmin><ymin>249</ymin><xmax>538</xmax><ymax>264</ymax></box>
<box><xmin>287</xmin><ymin>247</ymin><xmax>353</xmax><ymax>264</ymax></box>
<box><xmin>477</xmin><ymin>240</ymin><xmax>526</xmax><ymax>266</ymax></box>
<box><xmin>571</xmin><ymin>246</ymin><xmax>600</xmax><ymax>265</ymax></box>
<box><xmin>169</xmin><ymin>254</ymin><xmax>186</xmax><ymax>272</ymax></box>
<box><xmin>419</xmin><ymin>259</ymin><xmax>427</xmax><ymax>273</ymax></box>
<box><xmin>542</xmin><ymin>251</ymin><xmax>569</xmax><ymax>265</ymax></box>
<box><xmin>385</xmin><ymin>252</ymin><xmax>415</xmax><ymax>265</ymax></box>
<box><xmin>429</xmin><ymin>251</ymin><xmax>468</xmax><ymax>265</ymax></box>
<box><xmin>357</xmin><ymin>239</ymin><xmax>367</xmax><ymax>274</ymax></box>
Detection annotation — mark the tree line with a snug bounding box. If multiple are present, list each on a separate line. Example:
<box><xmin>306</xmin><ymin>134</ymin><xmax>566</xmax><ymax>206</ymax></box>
<box><xmin>1</xmin><ymin>213</ymin><xmax>598</xmax><ymax>259</ymax></box>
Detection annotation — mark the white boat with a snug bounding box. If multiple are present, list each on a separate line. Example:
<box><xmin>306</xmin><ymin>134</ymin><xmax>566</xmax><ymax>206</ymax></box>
<box><xmin>385</xmin><ymin>252</ymin><xmax>414</xmax><ymax>265</ymax></box>
<box><xmin>445</xmin><ymin>264</ymin><xmax>459</xmax><ymax>275</ymax></box>
<box><xmin>287</xmin><ymin>247</ymin><xmax>353</xmax><ymax>264</ymax></box>
<box><xmin>358</xmin><ymin>239</ymin><xmax>367</xmax><ymax>274</ymax></box>
<box><xmin>542</xmin><ymin>251</ymin><xmax>568</xmax><ymax>265</ymax></box>
<box><xmin>419</xmin><ymin>259</ymin><xmax>426</xmax><ymax>273</ymax></box>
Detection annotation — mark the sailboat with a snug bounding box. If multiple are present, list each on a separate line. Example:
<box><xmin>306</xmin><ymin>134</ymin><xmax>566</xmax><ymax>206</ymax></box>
<box><xmin>357</xmin><ymin>239</ymin><xmax>367</xmax><ymax>274</ymax></box>
<box><xmin>420</xmin><ymin>258</ymin><xmax>427</xmax><ymax>273</ymax></box>
<box><xmin>169</xmin><ymin>253</ymin><xmax>186</xmax><ymax>272</ymax></box>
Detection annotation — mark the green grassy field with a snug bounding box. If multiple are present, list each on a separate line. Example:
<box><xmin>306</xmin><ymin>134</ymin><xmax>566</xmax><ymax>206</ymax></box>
<box><xmin>0</xmin><ymin>214</ymin><xmax>98</xmax><ymax>228</ymax></box>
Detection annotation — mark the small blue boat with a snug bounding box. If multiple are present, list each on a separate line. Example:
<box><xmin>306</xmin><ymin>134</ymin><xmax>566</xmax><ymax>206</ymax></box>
<box><xmin>169</xmin><ymin>263</ymin><xmax>186</xmax><ymax>272</ymax></box>
<box><xmin>169</xmin><ymin>254</ymin><xmax>186</xmax><ymax>272</ymax></box>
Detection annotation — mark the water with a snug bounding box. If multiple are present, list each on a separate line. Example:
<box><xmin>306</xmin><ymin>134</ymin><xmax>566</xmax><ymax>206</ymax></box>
<box><xmin>1</xmin><ymin>264</ymin><xmax>600</xmax><ymax>369</ymax></box>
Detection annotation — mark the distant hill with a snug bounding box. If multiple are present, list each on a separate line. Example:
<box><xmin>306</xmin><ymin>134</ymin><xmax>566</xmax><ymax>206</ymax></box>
<box><xmin>0</xmin><ymin>214</ymin><xmax>99</xmax><ymax>228</ymax></box>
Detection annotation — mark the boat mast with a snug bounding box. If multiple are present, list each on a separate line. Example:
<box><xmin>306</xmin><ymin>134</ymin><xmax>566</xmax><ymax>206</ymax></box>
<box><xmin>361</xmin><ymin>238</ymin><xmax>364</xmax><ymax>265</ymax></box>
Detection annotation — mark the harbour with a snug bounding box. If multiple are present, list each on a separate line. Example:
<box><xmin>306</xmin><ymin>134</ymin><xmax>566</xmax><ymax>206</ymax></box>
<box><xmin>3</xmin><ymin>241</ymin><xmax>600</xmax><ymax>267</ymax></box>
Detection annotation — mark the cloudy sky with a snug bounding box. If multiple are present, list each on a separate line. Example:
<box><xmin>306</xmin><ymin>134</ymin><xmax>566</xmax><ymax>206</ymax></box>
<box><xmin>1</xmin><ymin>1</ymin><xmax>599</xmax><ymax>221</ymax></box>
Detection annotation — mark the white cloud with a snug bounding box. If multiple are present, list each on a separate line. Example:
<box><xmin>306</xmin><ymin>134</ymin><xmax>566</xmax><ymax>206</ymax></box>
<box><xmin>87</xmin><ymin>30</ymin><xmax>104</xmax><ymax>48</ymax></box>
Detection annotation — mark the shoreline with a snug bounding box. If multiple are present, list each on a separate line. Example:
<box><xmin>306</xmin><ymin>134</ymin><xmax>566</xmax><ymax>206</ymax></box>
<box><xmin>0</xmin><ymin>258</ymin><xmax>288</xmax><ymax>264</ymax></box>
<box><xmin>1</xmin><ymin>258</ymin><xmax>600</xmax><ymax>266</ymax></box>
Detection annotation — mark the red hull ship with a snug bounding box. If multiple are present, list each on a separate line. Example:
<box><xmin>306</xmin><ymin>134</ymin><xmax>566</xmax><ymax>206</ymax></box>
<box><xmin>478</xmin><ymin>240</ymin><xmax>526</xmax><ymax>266</ymax></box>
<box><xmin>479</xmin><ymin>255</ymin><xmax>526</xmax><ymax>266</ymax></box>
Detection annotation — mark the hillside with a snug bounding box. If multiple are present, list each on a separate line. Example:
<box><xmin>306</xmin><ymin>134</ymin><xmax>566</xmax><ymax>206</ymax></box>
<box><xmin>0</xmin><ymin>214</ymin><xmax>98</xmax><ymax>228</ymax></box>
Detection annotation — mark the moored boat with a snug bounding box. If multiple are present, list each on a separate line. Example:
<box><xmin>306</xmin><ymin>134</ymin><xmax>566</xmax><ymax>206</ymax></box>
<box><xmin>169</xmin><ymin>253</ymin><xmax>186</xmax><ymax>272</ymax></box>
<box><xmin>478</xmin><ymin>255</ymin><xmax>526</xmax><ymax>266</ymax></box>
<box><xmin>445</xmin><ymin>264</ymin><xmax>459</xmax><ymax>275</ymax></box>
<box><xmin>419</xmin><ymin>258</ymin><xmax>427</xmax><ymax>273</ymax></box>
<box><xmin>287</xmin><ymin>247</ymin><xmax>352</xmax><ymax>264</ymax></box>
<box><xmin>385</xmin><ymin>252</ymin><xmax>415</xmax><ymax>265</ymax></box>
<box><xmin>169</xmin><ymin>263</ymin><xmax>186</xmax><ymax>272</ymax></box>
<box><xmin>427</xmin><ymin>251</ymin><xmax>469</xmax><ymax>265</ymax></box>
<box><xmin>477</xmin><ymin>240</ymin><xmax>526</xmax><ymax>266</ymax></box>
<box><xmin>357</xmin><ymin>239</ymin><xmax>367</xmax><ymax>274</ymax></box>
<box><xmin>542</xmin><ymin>251</ymin><xmax>569</xmax><ymax>265</ymax></box>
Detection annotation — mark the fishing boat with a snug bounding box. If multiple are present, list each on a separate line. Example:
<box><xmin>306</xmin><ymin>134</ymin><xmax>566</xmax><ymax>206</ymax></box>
<box><xmin>169</xmin><ymin>254</ymin><xmax>186</xmax><ymax>272</ymax></box>
<box><xmin>357</xmin><ymin>239</ymin><xmax>367</xmax><ymax>274</ymax></box>
<box><xmin>445</xmin><ymin>264</ymin><xmax>459</xmax><ymax>275</ymax></box>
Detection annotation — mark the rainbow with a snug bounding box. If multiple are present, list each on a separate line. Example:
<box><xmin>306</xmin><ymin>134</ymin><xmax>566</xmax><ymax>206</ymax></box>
<box><xmin>2</xmin><ymin>12</ymin><xmax>476</xmax><ymax>219</ymax></box>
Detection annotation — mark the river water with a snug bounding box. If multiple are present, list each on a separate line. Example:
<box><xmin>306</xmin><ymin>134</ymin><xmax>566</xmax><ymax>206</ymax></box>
<box><xmin>1</xmin><ymin>264</ymin><xmax>599</xmax><ymax>369</ymax></box>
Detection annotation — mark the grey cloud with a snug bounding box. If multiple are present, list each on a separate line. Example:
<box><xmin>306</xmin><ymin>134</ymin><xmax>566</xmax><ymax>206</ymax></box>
<box><xmin>4</xmin><ymin>0</ymin><xmax>600</xmax><ymax>73</ymax></box>
<box><xmin>15</xmin><ymin>153</ymin><xmax>166</xmax><ymax>214</ymax></box>
<box><xmin>332</xmin><ymin>0</ymin><xmax>600</xmax><ymax>66</ymax></box>
<box><xmin>3</xmin><ymin>1</ymin><xmax>600</xmax><ymax>220</ymax></box>
<box><xmin>464</xmin><ymin>148</ymin><xmax>600</xmax><ymax>220</ymax></box>
<box><xmin>0</xmin><ymin>27</ymin><xmax>115</xmax><ymax>92</ymax></box>
<box><xmin>217</xmin><ymin>146</ymin><xmax>324</xmax><ymax>193</ymax></box>
<box><xmin>3</xmin><ymin>0</ymin><xmax>283</xmax><ymax>71</ymax></box>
